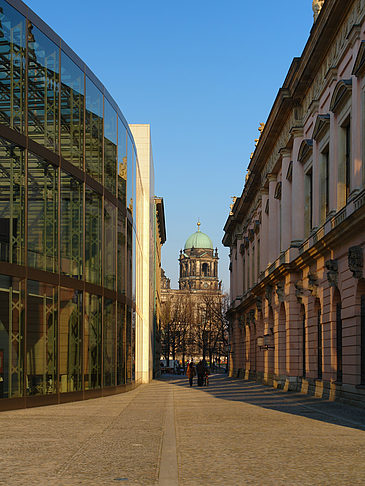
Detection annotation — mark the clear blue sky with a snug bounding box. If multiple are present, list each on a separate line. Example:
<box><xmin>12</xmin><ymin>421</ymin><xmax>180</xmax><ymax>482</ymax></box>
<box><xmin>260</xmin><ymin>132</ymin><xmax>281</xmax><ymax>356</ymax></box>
<box><xmin>25</xmin><ymin>0</ymin><xmax>313</xmax><ymax>291</ymax></box>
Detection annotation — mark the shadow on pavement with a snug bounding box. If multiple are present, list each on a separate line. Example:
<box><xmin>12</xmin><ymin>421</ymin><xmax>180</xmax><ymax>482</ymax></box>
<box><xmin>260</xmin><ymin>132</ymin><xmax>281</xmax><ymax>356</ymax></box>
<box><xmin>157</xmin><ymin>373</ymin><xmax>365</xmax><ymax>431</ymax></box>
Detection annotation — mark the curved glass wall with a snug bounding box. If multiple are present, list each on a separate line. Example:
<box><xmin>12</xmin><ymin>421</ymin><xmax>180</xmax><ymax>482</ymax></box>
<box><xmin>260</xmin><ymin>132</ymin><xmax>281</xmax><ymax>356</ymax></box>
<box><xmin>0</xmin><ymin>0</ymin><xmax>136</xmax><ymax>407</ymax></box>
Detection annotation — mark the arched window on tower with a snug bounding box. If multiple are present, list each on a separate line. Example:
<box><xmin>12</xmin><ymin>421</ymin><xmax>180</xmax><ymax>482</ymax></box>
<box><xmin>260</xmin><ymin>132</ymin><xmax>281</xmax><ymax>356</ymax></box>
<box><xmin>202</xmin><ymin>263</ymin><xmax>209</xmax><ymax>277</ymax></box>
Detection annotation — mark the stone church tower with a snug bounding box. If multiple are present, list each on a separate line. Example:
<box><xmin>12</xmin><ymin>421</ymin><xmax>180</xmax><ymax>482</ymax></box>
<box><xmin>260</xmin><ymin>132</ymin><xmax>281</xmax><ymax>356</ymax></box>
<box><xmin>179</xmin><ymin>222</ymin><xmax>220</xmax><ymax>291</ymax></box>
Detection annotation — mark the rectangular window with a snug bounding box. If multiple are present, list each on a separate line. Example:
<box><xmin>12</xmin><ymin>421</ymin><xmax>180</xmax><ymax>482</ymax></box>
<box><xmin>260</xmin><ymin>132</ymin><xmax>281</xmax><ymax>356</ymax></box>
<box><xmin>345</xmin><ymin>122</ymin><xmax>351</xmax><ymax>201</ymax></box>
<box><xmin>60</xmin><ymin>51</ymin><xmax>84</xmax><ymax>168</ymax></box>
<box><xmin>0</xmin><ymin>1</ymin><xmax>26</xmax><ymax>133</ymax></box>
<box><xmin>27</xmin><ymin>152</ymin><xmax>58</xmax><ymax>273</ymax></box>
<box><xmin>104</xmin><ymin>100</ymin><xmax>117</xmax><ymax>195</ymax></box>
<box><xmin>59</xmin><ymin>288</ymin><xmax>82</xmax><ymax>392</ymax></box>
<box><xmin>242</xmin><ymin>255</ymin><xmax>245</xmax><ymax>293</ymax></box>
<box><xmin>319</xmin><ymin>146</ymin><xmax>329</xmax><ymax>224</ymax></box>
<box><xmin>103</xmin><ymin>298</ymin><xmax>116</xmax><ymax>386</ymax></box>
<box><xmin>252</xmin><ymin>245</ymin><xmax>255</xmax><ymax>286</ymax></box>
<box><xmin>60</xmin><ymin>171</ymin><xmax>83</xmax><ymax>278</ymax></box>
<box><xmin>317</xmin><ymin>308</ymin><xmax>322</xmax><ymax>380</ymax></box>
<box><xmin>117</xmin><ymin>302</ymin><xmax>126</xmax><ymax>385</ymax></box>
<box><xmin>104</xmin><ymin>200</ymin><xmax>116</xmax><ymax>290</ymax></box>
<box><xmin>84</xmin><ymin>293</ymin><xmax>102</xmax><ymax>390</ymax></box>
<box><xmin>118</xmin><ymin>120</ymin><xmax>127</xmax><ymax>208</ymax></box>
<box><xmin>85</xmin><ymin>186</ymin><xmax>102</xmax><ymax>285</ymax></box>
<box><xmin>85</xmin><ymin>77</ymin><xmax>103</xmax><ymax>183</ymax></box>
<box><xmin>0</xmin><ymin>274</ymin><xmax>25</xmax><ymax>398</ymax></box>
<box><xmin>0</xmin><ymin>139</ymin><xmax>25</xmax><ymax>265</ymax></box>
<box><xmin>304</xmin><ymin>168</ymin><xmax>313</xmax><ymax>237</ymax></box>
<box><xmin>28</xmin><ymin>25</ymin><xmax>59</xmax><ymax>152</ymax></box>
<box><xmin>26</xmin><ymin>280</ymin><xmax>58</xmax><ymax>396</ymax></box>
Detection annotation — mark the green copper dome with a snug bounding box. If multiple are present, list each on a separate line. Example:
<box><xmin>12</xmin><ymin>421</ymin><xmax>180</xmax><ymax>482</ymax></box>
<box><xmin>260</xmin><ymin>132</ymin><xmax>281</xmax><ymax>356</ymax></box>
<box><xmin>184</xmin><ymin>225</ymin><xmax>213</xmax><ymax>250</ymax></box>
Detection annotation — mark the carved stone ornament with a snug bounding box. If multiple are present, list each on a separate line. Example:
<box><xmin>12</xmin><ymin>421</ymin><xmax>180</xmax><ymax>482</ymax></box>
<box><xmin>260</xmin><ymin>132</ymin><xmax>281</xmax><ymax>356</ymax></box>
<box><xmin>312</xmin><ymin>0</ymin><xmax>324</xmax><ymax>22</ymax></box>
<box><xmin>256</xmin><ymin>296</ymin><xmax>263</xmax><ymax>313</ymax></box>
<box><xmin>308</xmin><ymin>272</ymin><xmax>318</xmax><ymax>296</ymax></box>
<box><xmin>276</xmin><ymin>281</ymin><xmax>285</xmax><ymax>303</ymax></box>
<box><xmin>325</xmin><ymin>259</ymin><xmax>338</xmax><ymax>287</ymax></box>
<box><xmin>248</xmin><ymin>309</ymin><xmax>256</xmax><ymax>324</ymax></box>
<box><xmin>348</xmin><ymin>246</ymin><xmax>363</xmax><ymax>279</ymax></box>
<box><xmin>295</xmin><ymin>280</ymin><xmax>304</xmax><ymax>303</ymax></box>
<box><xmin>265</xmin><ymin>285</ymin><xmax>273</xmax><ymax>305</ymax></box>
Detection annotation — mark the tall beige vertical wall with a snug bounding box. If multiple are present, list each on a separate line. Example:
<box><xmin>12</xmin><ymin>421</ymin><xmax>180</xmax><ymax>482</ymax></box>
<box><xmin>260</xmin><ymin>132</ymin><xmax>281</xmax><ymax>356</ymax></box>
<box><xmin>130</xmin><ymin>124</ymin><xmax>155</xmax><ymax>383</ymax></box>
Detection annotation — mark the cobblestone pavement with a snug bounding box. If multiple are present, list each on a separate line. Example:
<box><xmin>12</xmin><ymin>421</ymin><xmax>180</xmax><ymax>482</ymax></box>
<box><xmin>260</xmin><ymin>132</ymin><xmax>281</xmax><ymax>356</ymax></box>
<box><xmin>1</xmin><ymin>374</ymin><xmax>365</xmax><ymax>486</ymax></box>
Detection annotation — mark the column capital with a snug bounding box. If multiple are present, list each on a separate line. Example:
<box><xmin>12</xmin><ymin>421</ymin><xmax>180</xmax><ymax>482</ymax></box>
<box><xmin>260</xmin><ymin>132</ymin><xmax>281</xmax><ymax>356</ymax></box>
<box><xmin>289</xmin><ymin>125</ymin><xmax>303</xmax><ymax>138</ymax></box>
<box><xmin>267</xmin><ymin>173</ymin><xmax>277</xmax><ymax>183</ymax></box>
<box><xmin>279</xmin><ymin>147</ymin><xmax>292</xmax><ymax>159</ymax></box>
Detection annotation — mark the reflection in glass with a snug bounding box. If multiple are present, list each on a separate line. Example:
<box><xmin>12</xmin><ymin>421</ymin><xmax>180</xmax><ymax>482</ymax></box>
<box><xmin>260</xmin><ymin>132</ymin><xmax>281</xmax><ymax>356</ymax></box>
<box><xmin>104</xmin><ymin>100</ymin><xmax>117</xmax><ymax>195</ymax></box>
<box><xmin>27</xmin><ymin>152</ymin><xmax>58</xmax><ymax>272</ymax></box>
<box><xmin>117</xmin><ymin>302</ymin><xmax>125</xmax><ymax>385</ymax></box>
<box><xmin>84</xmin><ymin>292</ymin><xmax>102</xmax><ymax>389</ymax></box>
<box><xmin>103</xmin><ymin>298</ymin><xmax>116</xmax><ymax>386</ymax></box>
<box><xmin>0</xmin><ymin>138</ymin><xmax>25</xmax><ymax>264</ymax></box>
<box><xmin>117</xmin><ymin>209</ymin><xmax>126</xmax><ymax>294</ymax></box>
<box><xmin>28</xmin><ymin>25</ymin><xmax>59</xmax><ymax>152</ymax></box>
<box><xmin>0</xmin><ymin>274</ymin><xmax>24</xmax><ymax>398</ymax></box>
<box><xmin>59</xmin><ymin>288</ymin><xmax>82</xmax><ymax>392</ymax></box>
<box><xmin>26</xmin><ymin>280</ymin><xmax>57</xmax><ymax>395</ymax></box>
<box><xmin>0</xmin><ymin>1</ymin><xmax>26</xmax><ymax>132</ymax></box>
<box><xmin>104</xmin><ymin>200</ymin><xmax>116</xmax><ymax>290</ymax></box>
<box><xmin>85</xmin><ymin>186</ymin><xmax>102</xmax><ymax>285</ymax></box>
<box><xmin>60</xmin><ymin>51</ymin><xmax>84</xmax><ymax>168</ymax></box>
<box><xmin>118</xmin><ymin>120</ymin><xmax>127</xmax><ymax>208</ymax></box>
<box><xmin>126</xmin><ymin>306</ymin><xmax>132</xmax><ymax>383</ymax></box>
<box><xmin>85</xmin><ymin>77</ymin><xmax>103</xmax><ymax>183</ymax></box>
<box><xmin>60</xmin><ymin>171</ymin><xmax>83</xmax><ymax>278</ymax></box>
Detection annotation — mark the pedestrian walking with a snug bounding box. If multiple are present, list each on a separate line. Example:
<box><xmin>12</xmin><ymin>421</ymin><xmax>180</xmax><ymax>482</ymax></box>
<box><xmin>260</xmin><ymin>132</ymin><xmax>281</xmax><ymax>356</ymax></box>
<box><xmin>186</xmin><ymin>360</ymin><xmax>196</xmax><ymax>387</ymax></box>
<box><xmin>204</xmin><ymin>367</ymin><xmax>210</xmax><ymax>386</ymax></box>
<box><xmin>196</xmin><ymin>360</ymin><xmax>206</xmax><ymax>387</ymax></box>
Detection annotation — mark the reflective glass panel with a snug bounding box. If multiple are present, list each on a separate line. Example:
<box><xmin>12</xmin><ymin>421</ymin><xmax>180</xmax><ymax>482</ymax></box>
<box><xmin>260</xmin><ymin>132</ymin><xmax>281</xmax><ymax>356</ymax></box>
<box><xmin>117</xmin><ymin>208</ymin><xmax>126</xmax><ymax>294</ymax></box>
<box><xmin>84</xmin><ymin>292</ymin><xmax>101</xmax><ymax>389</ymax></box>
<box><xmin>104</xmin><ymin>200</ymin><xmax>116</xmax><ymax>290</ymax></box>
<box><xmin>126</xmin><ymin>306</ymin><xmax>132</xmax><ymax>383</ymax></box>
<box><xmin>85</xmin><ymin>77</ymin><xmax>103</xmax><ymax>183</ymax></box>
<box><xmin>60</xmin><ymin>170</ymin><xmax>83</xmax><ymax>278</ymax></box>
<box><xmin>27</xmin><ymin>25</ymin><xmax>59</xmax><ymax>152</ymax></box>
<box><xmin>26</xmin><ymin>280</ymin><xmax>57</xmax><ymax>396</ymax></box>
<box><xmin>117</xmin><ymin>302</ymin><xmax>125</xmax><ymax>385</ymax></box>
<box><xmin>103</xmin><ymin>298</ymin><xmax>116</xmax><ymax>386</ymax></box>
<box><xmin>0</xmin><ymin>1</ymin><xmax>26</xmax><ymax>132</ymax></box>
<box><xmin>0</xmin><ymin>274</ymin><xmax>24</xmax><ymax>398</ymax></box>
<box><xmin>85</xmin><ymin>186</ymin><xmax>102</xmax><ymax>285</ymax></box>
<box><xmin>0</xmin><ymin>138</ymin><xmax>25</xmax><ymax>265</ymax></box>
<box><xmin>60</xmin><ymin>51</ymin><xmax>84</xmax><ymax>168</ymax></box>
<box><xmin>117</xmin><ymin>120</ymin><xmax>127</xmax><ymax>208</ymax></box>
<box><xmin>59</xmin><ymin>288</ymin><xmax>82</xmax><ymax>392</ymax></box>
<box><xmin>104</xmin><ymin>100</ymin><xmax>117</xmax><ymax>195</ymax></box>
<box><xmin>27</xmin><ymin>152</ymin><xmax>58</xmax><ymax>273</ymax></box>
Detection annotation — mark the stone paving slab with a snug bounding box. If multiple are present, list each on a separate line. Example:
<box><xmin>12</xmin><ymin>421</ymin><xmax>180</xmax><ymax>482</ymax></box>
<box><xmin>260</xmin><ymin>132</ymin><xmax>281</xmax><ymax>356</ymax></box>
<box><xmin>1</xmin><ymin>374</ymin><xmax>365</xmax><ymax>485</ymax></box>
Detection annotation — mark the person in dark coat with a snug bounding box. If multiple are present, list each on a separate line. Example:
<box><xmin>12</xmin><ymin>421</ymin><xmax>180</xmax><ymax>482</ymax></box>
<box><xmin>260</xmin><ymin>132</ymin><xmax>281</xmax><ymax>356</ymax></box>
<box><xmin>196</xmin><ymin>360</ymin><xmax>206</xmax><ymax>387</ymax></box>
<box><xmin>186</xmin><ymin>360</ymin><xmax>196</xmax><ymax>387</ymax></box>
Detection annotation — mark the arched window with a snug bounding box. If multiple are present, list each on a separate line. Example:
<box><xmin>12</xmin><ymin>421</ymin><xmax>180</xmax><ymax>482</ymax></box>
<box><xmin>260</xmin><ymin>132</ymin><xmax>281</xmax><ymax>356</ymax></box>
<box><xmin>333</xmin><ymin>289</ymin><xmax>342</xmax><ymax>383</ymax></box>
<box><xmin>315</xmin><ymin>299</ymin><xmax>322</xmax><ymax>380</ymax></box>
<box><xmin>202</xmin><ymin>263</ymin><xmax>209</xmax><ymax>277</ymax></box>
<box><xmin>300</xmin><ymin>304</ymin><xmax>306</xmax><ymax>378</ymax></box>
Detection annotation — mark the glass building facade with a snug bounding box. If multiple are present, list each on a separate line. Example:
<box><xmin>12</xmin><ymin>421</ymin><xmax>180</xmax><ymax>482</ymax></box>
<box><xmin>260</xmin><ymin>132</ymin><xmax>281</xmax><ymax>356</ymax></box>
<box><xmin>0</xmin><ymin>0</ymin><xmax>137</xmax><ymax>409</ymax></box>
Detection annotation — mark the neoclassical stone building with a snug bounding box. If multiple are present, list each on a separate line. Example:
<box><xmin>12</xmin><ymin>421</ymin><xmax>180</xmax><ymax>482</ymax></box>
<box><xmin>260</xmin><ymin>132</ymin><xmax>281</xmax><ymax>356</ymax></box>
<box><xmin>223</xmin><ymin>0</ymin><xmax>365</xmax><ymax>406</ymax></box>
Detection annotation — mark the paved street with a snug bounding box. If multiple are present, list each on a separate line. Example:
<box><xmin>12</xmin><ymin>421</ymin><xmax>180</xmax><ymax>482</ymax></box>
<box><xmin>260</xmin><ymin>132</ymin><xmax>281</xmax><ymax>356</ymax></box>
<box><xmin>1</xmin><ymin>374</ymin><xmax>365</xmax><ymax>486</ymax></box>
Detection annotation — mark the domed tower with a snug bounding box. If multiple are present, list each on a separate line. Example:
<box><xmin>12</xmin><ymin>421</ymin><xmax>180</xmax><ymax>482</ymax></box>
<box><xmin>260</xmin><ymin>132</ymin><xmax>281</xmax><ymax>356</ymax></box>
<box><xmin>179</xmin><ymin>222</ymin><xmax>219</xmax><ymax>291</ymax></box>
